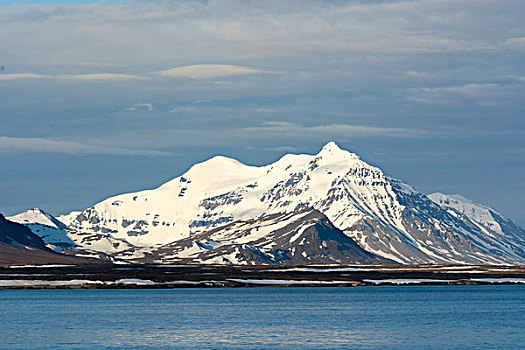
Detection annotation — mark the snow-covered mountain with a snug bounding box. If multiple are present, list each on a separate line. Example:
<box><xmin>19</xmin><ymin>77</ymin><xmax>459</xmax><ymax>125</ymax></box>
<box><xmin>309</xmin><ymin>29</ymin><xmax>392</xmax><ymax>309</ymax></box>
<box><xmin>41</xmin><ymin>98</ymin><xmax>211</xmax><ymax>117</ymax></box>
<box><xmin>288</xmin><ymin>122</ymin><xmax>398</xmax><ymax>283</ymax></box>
<box><xmin>10</xmin><ymin>142</ymin><xmax>525</xmax><ymax>265</ymax></box>
<box><xmin>60</xmin><ymin>142</ymin><xmax>406</xmax><ymax>244</ymax></box>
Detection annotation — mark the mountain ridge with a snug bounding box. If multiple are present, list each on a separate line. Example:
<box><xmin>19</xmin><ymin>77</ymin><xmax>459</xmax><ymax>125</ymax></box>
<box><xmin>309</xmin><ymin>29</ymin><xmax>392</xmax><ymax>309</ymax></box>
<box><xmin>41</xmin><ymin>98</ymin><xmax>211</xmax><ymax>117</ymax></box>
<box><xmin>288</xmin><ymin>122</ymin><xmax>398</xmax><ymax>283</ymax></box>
<box><xmin>8</xmin><ymin>142</ymin><xmax>525</xmax><ymax>265</ymax></box>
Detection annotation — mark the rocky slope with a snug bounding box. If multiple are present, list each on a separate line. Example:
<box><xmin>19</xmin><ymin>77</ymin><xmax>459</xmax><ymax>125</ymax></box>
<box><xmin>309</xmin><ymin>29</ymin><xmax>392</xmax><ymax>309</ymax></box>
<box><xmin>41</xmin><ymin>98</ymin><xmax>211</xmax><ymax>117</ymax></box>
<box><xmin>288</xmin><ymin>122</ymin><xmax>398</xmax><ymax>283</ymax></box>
<box><xmin>116</xmin><ymin>208</ymin><xmax>392</xmax><ymax>265</ymax></box>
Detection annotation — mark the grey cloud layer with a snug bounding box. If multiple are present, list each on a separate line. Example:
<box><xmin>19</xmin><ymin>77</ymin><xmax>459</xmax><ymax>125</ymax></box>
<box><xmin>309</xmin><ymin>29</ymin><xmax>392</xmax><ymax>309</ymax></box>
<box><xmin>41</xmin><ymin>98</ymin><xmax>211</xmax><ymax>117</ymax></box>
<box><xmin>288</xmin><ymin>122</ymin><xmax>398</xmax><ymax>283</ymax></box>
<box><xmin>0</xmin><ymin>136</ymin><xmax>176</xmax><ymax>156</ymax></box>
<box><xmin>0</xmin><ymin>65</ymin><xmax>262</xmax><ymax>81</ymax></box>
<box><xmin>2</xmin><ymin>0</ymin><xmax>524</xmax><ymax>70</ymax></box>
<box><xmin>0</xmin><ymin>0</ymin><xmax>524</xmax><ymax>225</ymax></box>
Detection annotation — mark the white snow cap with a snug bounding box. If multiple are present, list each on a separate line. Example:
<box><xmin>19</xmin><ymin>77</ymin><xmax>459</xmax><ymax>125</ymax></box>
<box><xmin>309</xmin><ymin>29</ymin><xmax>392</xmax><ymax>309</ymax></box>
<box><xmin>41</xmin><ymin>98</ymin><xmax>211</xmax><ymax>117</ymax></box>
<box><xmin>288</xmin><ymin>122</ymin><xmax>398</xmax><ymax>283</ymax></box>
<box><xmin>9</xmin><ymin>208</ymin><xmax>57</xmax><ymax>227</ymax></box>
<box><xmin>320</xmin><ymin>141</ymin><xmax>342</xmax><ymax>153</ymax></box>
<box><xmin>317</xmin><ymin>141</ymin><xmax>358</xmax><ymax>161</ymax></box>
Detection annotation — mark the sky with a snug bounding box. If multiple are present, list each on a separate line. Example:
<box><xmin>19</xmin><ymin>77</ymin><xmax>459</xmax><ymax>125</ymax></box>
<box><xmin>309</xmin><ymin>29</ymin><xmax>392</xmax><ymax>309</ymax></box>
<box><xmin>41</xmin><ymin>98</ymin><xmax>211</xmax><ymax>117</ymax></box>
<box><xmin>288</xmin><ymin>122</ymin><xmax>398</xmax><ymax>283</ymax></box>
<box><xmin>1</xmin><ymin>0</ymin><xmax>524</xmax><ymax>225</ymax></box>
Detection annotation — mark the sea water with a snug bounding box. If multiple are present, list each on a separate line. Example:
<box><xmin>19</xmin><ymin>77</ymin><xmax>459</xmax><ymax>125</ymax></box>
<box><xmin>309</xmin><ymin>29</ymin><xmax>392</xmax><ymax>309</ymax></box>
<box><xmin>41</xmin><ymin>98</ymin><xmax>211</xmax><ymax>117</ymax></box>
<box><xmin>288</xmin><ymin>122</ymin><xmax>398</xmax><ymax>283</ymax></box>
<box><xmin>1</xmin><ymin>285</ymin><xmax>524</xmax><ymax>349</ymax></box>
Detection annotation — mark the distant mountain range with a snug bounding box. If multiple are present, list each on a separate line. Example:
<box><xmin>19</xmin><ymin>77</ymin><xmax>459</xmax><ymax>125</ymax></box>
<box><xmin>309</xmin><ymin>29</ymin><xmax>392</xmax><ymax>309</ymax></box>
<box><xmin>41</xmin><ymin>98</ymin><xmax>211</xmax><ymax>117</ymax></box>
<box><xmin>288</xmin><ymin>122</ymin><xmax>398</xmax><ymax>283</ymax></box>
<box><xmin>6</xmin><ymin>142</ymin><xmax>525</xmax><ymax>265</ymax></box>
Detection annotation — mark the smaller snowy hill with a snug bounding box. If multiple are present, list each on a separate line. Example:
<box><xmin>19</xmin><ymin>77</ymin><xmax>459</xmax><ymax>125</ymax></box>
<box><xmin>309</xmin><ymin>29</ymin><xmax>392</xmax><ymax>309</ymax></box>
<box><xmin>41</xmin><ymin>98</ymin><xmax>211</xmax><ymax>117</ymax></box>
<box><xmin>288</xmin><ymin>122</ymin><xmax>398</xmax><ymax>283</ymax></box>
<box><xmin>8</xmin><ymin>209</ymin><xmax>134</xmax><ymax>255</ymax></box>
<box><xmin>0</xmin><ymin>213</ymin><xmax>51</xmax><ymax>252</ymax></box>
<box><xmin>0</xmin><ymin>213</ymin><xmax>90</xmax><ymax>266</ymax></box>
<box><xmin>9</xmin><ymin>209</ymin><xmax>75</xmax><ymax>251</ymax></box>
<box><xmin>429</xmin><ymin>193</ymin><xmax>525</xmax><ymax>247</ymax></box>
<box><xmin>429</xmin><ymin>193</ymin><xmax>502</xmax><ymax>233</ymax></box>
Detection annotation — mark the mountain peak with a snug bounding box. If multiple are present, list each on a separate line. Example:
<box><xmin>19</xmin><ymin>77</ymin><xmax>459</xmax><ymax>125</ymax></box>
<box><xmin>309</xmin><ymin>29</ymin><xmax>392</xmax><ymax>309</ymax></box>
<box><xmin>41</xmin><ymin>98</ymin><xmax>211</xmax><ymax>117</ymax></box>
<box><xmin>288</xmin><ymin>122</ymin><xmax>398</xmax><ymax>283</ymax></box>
<box><xmin>429</xmin><ymin>192</ymin><xmax>478</xmax><ymax>207</ymax></box>
<box><xmin>8</xmin><ymin>208</ymin><xmax>66</xmax><ymax>229</ymax></box>
<box><xmin>320</xmin><ymin>141</ymin><xmax>341</xmax><ymax>153</ymax></box>
<box><xmin>13</xmin><ymin>208</ymin><xmax>49</xmax><ymax>217</ymax></box>
<box><xmin>317</xmin><ymin>141</ymin><xmax>358</xmax><ymax>161</ymax></box>
<box><xmin>448</xmin><ymin>194</ymin><xmax>475</xmax><ymax>204</ymax></box>
<box><xmin>28</xmin><ymin>208</ymin><xmax>48</xmax><ymax>215</ymax></box>
<box><xmin>188</xmin><ymin>155</ymin><xmax>261</xmax><ymax>175</ymax></box>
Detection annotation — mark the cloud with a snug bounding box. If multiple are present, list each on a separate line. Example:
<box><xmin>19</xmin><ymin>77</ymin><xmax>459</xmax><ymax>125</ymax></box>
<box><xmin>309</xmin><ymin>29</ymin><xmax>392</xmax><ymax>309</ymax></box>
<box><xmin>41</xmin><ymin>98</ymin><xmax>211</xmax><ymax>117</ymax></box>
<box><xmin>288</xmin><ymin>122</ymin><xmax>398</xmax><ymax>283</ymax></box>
<box><xmin>264</xmin><ymin>146</ymin><xmax>298</xmax><ymax>152</ymax></box>
<box><xmin>419</xmin><ymin>83</ymin><xmax>501</xmax><ymax>97</ymax></box>
<box><xmin>62</xmin><ymin>73</ymin><xmax>143</xmax><ymax>81</ymax></box>
<box><xmin>504</xmin><ymin>36</ymin><xmax>525</xmax><ymax>48</ymax></box>
<box><xmin>0</xmin><ymin>72</ymin><xmax>143</xmax><ymax>81</ymax></box>
<box><xmin>406</xmin><ymin>71</ymin><xmax>433</xmax><ymax>79</ymax></box>
<box><xmin>508</xmin><ymin>76</ymin><xmax>525</xmax><ymax>82</ymax></box>
<box><xmin>1</xmin><ymin>68</ymin><xmax>260</xmax><ymax>82</ymax></box>
<box><xmin>2</xmin><ymin>0</ymin><xmax>523</xmax><ymax>76</ymax></box>
<box><xmin>159</xmin><ymin>64</ymin><xmax>261</xmax><ymax>79</ymax></box>
<box><xmin>125</xmin><ymin>103</ymin><xmax>154</xmax><ymax>112</ymax></box>
<box><xmin>0</xmin><ymin>136</ymin><xmax>176</xmax><ymax>156</ymax></box>
<box><xmin>240</xmin><ymin>121</ymin><xmax>424</xmax><ymax>139</ymax></box>
<box><xmin>504</xmin><ymin>147</ymin><xmax>525</xmax><ymax>154</ymax></box>
<box><xmin>0</xmin><ymin>73</ymin><xmax>51</xmax><ymax>80</ymax></box>
<box><xmin>408</xmin><ymin>83</ymin><xmax>510</xmax><ymax>105</ymax></box>
<box><xmin>88</xmin><ymin>120</ymin><xmax>427</xmax><ymax>152</ymax></box>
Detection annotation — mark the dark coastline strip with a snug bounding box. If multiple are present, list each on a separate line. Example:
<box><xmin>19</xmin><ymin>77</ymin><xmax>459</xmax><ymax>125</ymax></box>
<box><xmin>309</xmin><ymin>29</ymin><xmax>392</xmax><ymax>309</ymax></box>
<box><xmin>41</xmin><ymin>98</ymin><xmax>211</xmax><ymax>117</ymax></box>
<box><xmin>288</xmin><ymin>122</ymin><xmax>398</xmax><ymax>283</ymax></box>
<box><xmin>1</xmin><ymin>281</ymin><xmax>525</xmax><ymax>290</ymax></box>
<box><xmin>1</xmin><ymin>264</ymin><xmax>524</xmax><ymax>290</ymax></box>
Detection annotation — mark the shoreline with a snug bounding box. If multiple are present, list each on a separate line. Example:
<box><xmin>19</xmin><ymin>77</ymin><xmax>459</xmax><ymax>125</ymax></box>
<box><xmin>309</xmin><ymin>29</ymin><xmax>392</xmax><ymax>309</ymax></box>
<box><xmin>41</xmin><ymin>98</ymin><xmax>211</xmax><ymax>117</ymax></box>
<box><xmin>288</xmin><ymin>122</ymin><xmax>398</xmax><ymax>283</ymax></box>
<box><xmin>1</xmin><ymin>263</ymin><xmax>524</xmax><ymax>289</ymax></box>
<box><xmin>1</xmin><ymin>281</ymin><xmax>525</xmax><ymax>290</ymax></box>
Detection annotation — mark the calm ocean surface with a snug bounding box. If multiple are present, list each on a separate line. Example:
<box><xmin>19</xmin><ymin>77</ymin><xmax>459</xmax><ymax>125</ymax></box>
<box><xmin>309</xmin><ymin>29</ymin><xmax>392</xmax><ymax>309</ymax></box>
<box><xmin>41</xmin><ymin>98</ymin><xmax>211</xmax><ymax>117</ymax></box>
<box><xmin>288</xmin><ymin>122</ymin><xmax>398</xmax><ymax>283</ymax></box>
<box><xmin>1</xmin><ymin>285</ymin><xmax>524</xmax><ymax>349</ymax></box>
